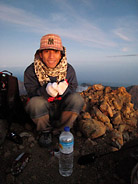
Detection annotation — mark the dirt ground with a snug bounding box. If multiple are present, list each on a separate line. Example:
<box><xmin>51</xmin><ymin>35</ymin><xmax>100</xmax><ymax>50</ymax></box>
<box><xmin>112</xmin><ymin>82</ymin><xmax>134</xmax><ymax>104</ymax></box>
<box><xmin>1</xmin><ymin>121</ymin><xmax>138</xmax><ymax>184</ymax></box>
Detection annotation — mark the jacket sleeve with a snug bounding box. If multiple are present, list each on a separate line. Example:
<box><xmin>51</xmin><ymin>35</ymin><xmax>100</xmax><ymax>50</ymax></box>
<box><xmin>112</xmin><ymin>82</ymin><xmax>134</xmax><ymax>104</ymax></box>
<box><xmin>60</xmin><ymin>63</ymin><xmax>78</xmax><ymax>98</ymax></box>
<box><xmin>24</xmin><ymin>63</ymin><xmax>50</xmax><ymax>99</ymax></box>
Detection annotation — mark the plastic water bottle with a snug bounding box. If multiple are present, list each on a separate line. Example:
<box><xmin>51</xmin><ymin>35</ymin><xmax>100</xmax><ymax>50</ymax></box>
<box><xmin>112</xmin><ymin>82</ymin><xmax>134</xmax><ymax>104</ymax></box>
<box><xmin>59</xmin><ymin>126</ymin><xmax>74</xmax><ymax>177</ymax></box>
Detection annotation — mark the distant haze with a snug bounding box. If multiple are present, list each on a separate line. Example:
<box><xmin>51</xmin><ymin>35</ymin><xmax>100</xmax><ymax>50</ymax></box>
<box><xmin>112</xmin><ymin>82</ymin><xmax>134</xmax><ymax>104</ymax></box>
<box><xmin>1</xmin><ymin>62</ymin><xmax>138</xmax><ymax>88</ymax></box>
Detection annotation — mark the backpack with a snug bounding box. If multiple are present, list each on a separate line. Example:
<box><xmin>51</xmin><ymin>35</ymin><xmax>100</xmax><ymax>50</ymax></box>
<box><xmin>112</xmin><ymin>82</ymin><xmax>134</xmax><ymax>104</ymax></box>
<box><xmin>0</xmin><ymin>70</ymin><xmax>29</xmax><ymax>126</ymax></box>
<box><xmin>0</xmin><ymin>70</ymin><xmax>19</xmax><ymax>119</ymax></box>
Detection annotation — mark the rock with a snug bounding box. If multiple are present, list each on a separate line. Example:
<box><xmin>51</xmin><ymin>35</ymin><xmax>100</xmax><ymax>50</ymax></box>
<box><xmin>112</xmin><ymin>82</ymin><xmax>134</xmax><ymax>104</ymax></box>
<box><xmin>31</xmin><ymin>175</ymin><xmax>37</xmax><ymax>180</ymax></box>
<box><xmin>118</xmin><ymin>124</ymin><xmax>126</xmax><ymax>133</ymax></box>
<box><xmin>112</xmin><ymin>112</ymin><xmax>122</xmax><ymax>125</ymax></box>
<box><xmin>123</xmin><ymin>132</ymin><xmax>130</xmax><ymax>142</ymax></box>
<box><xmin>28</xmin><ymin>136</ymin><xmax>36</xmax><ymax>143</ymax></box>
<box><xmin>117</xmin><ymin>87</ymin><xmax>131</xmax><ymax>104</ymax></box>
<box><xmin>81</xmin><ymin>112</ymin><xmax>91</xmax><ymax>119</ymax></box>
<box><xmin>25</xmin><ymin>123</ymin><xmax>33</xmax><ymax>130</ymax></box>
<box><xmin>92</xmin><ymin>106</ymin><xmax>113</xmax><ymax>131</ymax></box>
<box><xmin>100</xmin><ymin>101</ymin><xmax>113</xmax><ymax>117</ymax></box>
<box><xmin>4</xmin><ymin>151</ymin><xmax>11</xmax><ymax>158</ymax></box>
<box><xmin>79</xmin><ymin>119</ymin><xmax>106</xmax><ymax>139</ymax></box>
<box><xmin>107</xmin><ymin>105</ymin><xmax>113</xmax><ymax>118</ymax></box>
<box><xmin>111</xmin><ymin>147</ymin><xmax>119</xmax><ymax>152</ymax></box>
<box><xmin>30</xmin><ymin>143</ymin><xmax>35</xmax><ymax>148</ymax></box>
<box><xmin>104</xmin><ymin>86</ymin><xmax>112</xmax><ymax>93</ymax></box>
<box><xmin>93</xmin><ymin>84</ymin><xmax>104</xmax><ymax>91</ymax></box>
<box><xmin>6</xmin><ymin>174</ymin><xmax>15</xmax><ymax>184</ymax></box>
<box><xmin>100</xmin><ymin>101</ymin><xmax>109</xmax><ymax>114</ymax></box>
<box><xmin>12</xmin><ymin>146</ymin><xmax>18</xmax><ymax>152</ymax></box>
<box><xmin>20</xmin><ymin>132</ymin><xmax>32</xmax><ymax>138</ymax></box>
<box><xmin>18</xmin><ymin>145</ymin><xmax>24</xmax><ymax>150</ymax></box>
<box><xmin>74</xmin><ymin>150</ymin><xmax>80</xmax><ymax>157</ymax></box>
<box><xmin>82</xmin><ymin>102</ymin><xmax>87</xmax><ymax>112</ymax></box>
<box><xmin>110</xmin><ymin>130</ymin><xmax>123</xmax><ymax>149</ymax></box>
<box><xmin>85</xmin><ymin>138</ymin><xmax>97</xmax><ymax>146</ymax></box>
<box><xmin>79</xmin><ymin>119</ymin><xmax>93</xmax><ymax>137</ymax></box>
<box><xmin>79</xmin><ymin>119</ymin><xmax>87</xmax><ymax>131</ymax></box>
<box><xmin>90</xmin><ymin>97</ymin><xmax>99</xmax><ymax>105</ymax></box>
<box><xmin>112</xmin><ymin>99</ymin><xmax>122</xmax><ymax>110</ymax></box>
<box><xmin>127</xmin><ymin>85</ymin><xmax>138</xmax><ymax>109</ymax></box>
<box><xmin>126</xmin><ymin>118</ymin><xmax>137</xmax><ymax>127</ymax></box>
<box><xmin>76</xmin><ymin>131</ymin><xmax>82</xmax><ymax>137</ymax></box>
<box><xmin>92</xmin><ymin>106</ymin><xmax>110</xmax><ymax>124</ymax></box>
<box><xmin>122</xmin><ymin>106</ymin><xmax>131</xmax><ymax>119</ymax></box>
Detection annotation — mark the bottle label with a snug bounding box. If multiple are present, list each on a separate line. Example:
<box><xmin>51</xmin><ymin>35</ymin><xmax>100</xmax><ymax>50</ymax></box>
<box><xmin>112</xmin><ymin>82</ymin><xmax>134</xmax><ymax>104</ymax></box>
<box><xmin>59</xmin><ymin>141</ymin><xmax>74</xmax><ymax>154</ymax></box>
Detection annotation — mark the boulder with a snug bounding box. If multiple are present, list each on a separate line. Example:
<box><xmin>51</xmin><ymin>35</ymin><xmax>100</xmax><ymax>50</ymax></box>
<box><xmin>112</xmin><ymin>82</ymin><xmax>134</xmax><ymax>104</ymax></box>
<box><xmin>79</xmin><ymin>119</ymin><xmax>106</xmax><ymax>139</ymax></box>
<box><xmin>112</xmin><ymin>112</ymin><xmax>122</xmax><ymax>125</ymax></box>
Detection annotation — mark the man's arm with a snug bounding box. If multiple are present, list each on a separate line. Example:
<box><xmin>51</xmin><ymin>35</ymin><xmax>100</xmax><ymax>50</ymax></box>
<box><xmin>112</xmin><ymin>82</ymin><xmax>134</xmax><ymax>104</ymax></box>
<box><xmin>59</xmin><ymin>63</ymin><xmax>78</xmax><ymax>97</ymax></box>
<box><xmin>24</xmin><ymin>63</ymin><xmax>50</xmax><ymax>99</ymax></box>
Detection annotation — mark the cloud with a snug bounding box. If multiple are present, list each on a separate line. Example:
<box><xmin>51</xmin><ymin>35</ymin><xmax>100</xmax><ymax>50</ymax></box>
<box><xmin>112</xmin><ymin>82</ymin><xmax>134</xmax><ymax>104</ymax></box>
<box><xmin>114</xmin><ymin>30</ymin><xmax>131</xmax><ymax>41</ymax></box>
<box><xmin>107</xmin><ymin>54</ymin><xmax>138</xmax><ymax>58</ymax></box>
<box><xmin>0</xmin><ymin>2</ymin><xmax>116</xmax><ymax>48</ymax></box>
<box><xmin>122</xmin><ymin>47</ymin><xmax>128</xmax><ymax>52</ymax></box>
<box><xmin>0</xmin><ymin>3</ymin><xmax>51</xmax><ymax>33</ymax></box>
<box><xmin>113</xmin><ymin>16</ymin><xmax>138</xmax><ymax>42</ymax></box>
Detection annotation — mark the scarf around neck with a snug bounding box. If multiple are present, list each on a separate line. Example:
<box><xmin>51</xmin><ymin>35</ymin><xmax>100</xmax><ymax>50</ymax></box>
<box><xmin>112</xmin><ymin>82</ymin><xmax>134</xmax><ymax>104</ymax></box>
<box><xmin>34</xmin><ymin>48</ymin><xmax>67</xmax><ymax>86</ymax></box>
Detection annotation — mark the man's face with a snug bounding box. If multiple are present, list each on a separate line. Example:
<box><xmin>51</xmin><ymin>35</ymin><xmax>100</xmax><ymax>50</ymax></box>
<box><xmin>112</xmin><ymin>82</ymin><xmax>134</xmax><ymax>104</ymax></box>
<box><xmin>40</xmin><ymin>49</ymin><xmax>62</xmax><ymax>68</ymax></box>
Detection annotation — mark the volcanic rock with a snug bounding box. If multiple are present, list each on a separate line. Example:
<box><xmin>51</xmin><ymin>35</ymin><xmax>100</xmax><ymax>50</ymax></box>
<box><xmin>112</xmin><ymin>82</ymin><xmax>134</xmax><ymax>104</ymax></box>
<box><xmin>78</xmin><ymin>84</ymin><xmax>138</xmax><ymax>148</ymax></box>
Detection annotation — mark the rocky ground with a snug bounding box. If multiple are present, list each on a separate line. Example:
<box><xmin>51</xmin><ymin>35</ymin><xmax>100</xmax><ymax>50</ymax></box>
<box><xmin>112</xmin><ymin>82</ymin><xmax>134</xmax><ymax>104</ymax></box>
<box><xmin>1</xmin><ymin>121</ymin><xmax>138</xmax><ymax>184</ymax></box>
<box><xmin>1</xmin><ymin>84</ymin><xmax>138</xmax><ymax>184</ymax></box>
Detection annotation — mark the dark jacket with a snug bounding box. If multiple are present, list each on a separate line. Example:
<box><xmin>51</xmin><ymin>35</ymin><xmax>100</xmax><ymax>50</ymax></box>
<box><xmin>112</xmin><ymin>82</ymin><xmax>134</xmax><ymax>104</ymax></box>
<box><xmin>24</xmin><ymin>63</ymin><xmax>78</xmax><ymax>101</ymax></box>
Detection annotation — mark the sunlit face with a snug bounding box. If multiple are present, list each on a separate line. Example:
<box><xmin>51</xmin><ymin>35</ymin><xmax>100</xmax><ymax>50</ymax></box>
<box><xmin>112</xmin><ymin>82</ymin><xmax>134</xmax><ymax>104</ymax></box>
<box><xmin>39</xmin><ymin>49</ymin><xmax>62</xmax><ymax>68</ymax></box>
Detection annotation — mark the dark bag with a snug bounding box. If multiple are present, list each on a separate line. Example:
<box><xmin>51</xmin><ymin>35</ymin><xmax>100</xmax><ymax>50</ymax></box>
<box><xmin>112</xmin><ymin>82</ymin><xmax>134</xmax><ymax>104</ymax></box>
<box><xmin>0</xmin><ymin>70</ymin><xmax>19</xmax><ymax>120</ymax></box>
<box><xmin>0</xmin><ymin>70</ymin><xmax>29</xmax><ymax>126</ymax></box>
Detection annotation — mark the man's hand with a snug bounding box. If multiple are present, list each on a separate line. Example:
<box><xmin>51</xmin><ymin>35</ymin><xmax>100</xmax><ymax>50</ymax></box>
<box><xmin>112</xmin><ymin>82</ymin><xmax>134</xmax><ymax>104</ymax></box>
<box><xmin>58</xmin><ymin>80</ymin><xmax>68</xmax><ymax>95</ymax></box>
<box><xmin>52</xmin><ymin>82</ymin><xmax>58</xmax><ymax>91</ymax></box>
<box><xmin>46</xmin><ymin>83</ymin><xmax>58</xmax><ymax>97</ymax></box>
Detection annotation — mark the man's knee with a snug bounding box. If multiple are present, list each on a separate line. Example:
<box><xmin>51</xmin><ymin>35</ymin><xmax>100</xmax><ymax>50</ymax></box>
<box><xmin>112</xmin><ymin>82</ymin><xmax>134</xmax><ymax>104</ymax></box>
<box><xmin>67</xmin><ymin>93</ymin><xmax>84</xmax><ymax>105</ymax></box>
<box><xmin>26</xmin><ymin>96</ymin><xmax>49</xmax><ymax>119</ymax></box>
<box><xmin>63</xmin><ymin>93</ymin><xmax>84</xmax><ymax>113</ymax></box>
<box><xmin>27</xmin><ymin>96</ymin><xmax>47</xmax><ymax>109</ymax></box>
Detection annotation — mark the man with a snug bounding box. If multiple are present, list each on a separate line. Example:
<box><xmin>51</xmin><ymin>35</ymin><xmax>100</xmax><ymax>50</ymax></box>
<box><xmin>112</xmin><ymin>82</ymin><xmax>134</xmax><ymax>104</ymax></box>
<box><xmin>24</xmin><ymin>34</ymin><xmax>84</xmax><ymax>147</ymax></box>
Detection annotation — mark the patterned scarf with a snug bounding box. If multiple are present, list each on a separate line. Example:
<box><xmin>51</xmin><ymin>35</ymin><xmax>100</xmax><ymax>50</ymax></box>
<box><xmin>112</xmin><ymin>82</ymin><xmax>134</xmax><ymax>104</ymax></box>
<box><xmin>34</xmin><ymin>48</ymin><xmax>67</xmax><ymax>86</ymax></box>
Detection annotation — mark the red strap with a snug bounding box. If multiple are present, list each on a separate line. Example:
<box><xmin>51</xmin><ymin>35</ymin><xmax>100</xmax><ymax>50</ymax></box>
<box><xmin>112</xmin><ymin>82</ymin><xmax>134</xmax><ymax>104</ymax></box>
<box><xmin>65</xmin><ymin>79</ymin><xmax>69</xmax><ymax>85</ymax></box>
<box><xmin>26</xmin><ymin>96</ymin><xmax>62</xmax><ymax>104</ymax></box>
<box><xmin>48</xmin><ymin>97</ymin><xmax>55</xmax><ymax>102</ymax></box>
<box><xmin>56</xmin><ymin>97</ymin><xmax>62</xmax><ymax>100</ymax></box>
<box><xmin>27</xmin><ymin>97</ymin><xmax>30</xmax><ymax>104</ymax></box>
<box><xmin>48</xmin><ymin>96</ymin><xmax>62</xmax><ymax>102</ymax></box>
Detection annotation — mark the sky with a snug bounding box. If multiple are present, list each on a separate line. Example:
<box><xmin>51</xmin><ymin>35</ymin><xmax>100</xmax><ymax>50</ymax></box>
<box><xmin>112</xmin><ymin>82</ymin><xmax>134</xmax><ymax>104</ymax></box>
<box><xmin>0</xmin><ymin>0</ymin><xmax>138</xmax><ymax>86</ymax></box>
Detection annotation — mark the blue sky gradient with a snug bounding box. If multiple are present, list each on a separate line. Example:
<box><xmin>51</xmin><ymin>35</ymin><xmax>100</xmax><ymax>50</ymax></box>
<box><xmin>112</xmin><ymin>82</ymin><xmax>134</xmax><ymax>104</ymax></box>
<box><xmin>0</xmin><ymin>0</ymin><xmax>138</xmax><ymax>86</ymax></box>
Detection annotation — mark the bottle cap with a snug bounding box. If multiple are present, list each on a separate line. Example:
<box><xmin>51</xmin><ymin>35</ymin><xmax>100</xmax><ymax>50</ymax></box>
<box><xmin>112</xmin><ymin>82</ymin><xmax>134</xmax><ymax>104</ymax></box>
<box><xmin>64</xmin><ymin>126</ymin><xmax>70</xmax><ymax>132</ymax></box>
